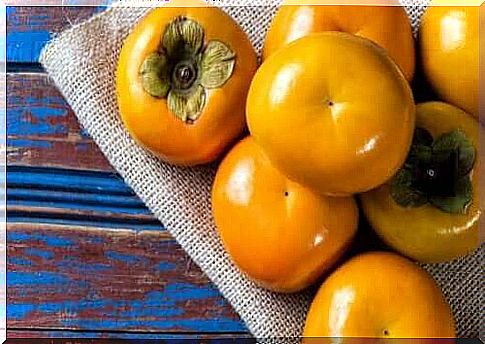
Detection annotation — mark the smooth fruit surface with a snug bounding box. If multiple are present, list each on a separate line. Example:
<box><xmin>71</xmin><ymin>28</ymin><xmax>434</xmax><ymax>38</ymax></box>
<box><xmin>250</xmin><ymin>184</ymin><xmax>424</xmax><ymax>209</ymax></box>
<box><xmin>420</xmin><ymin>6</ymin><xmax>479</xmax><ymax>117</ymax></box>
<box><xmin>247</xmin><ymin>32</ymin><xmax>415</xmax><ymax>196</ymax></box>
<box><xmin>264</xmin><ymin>4</ymin><xmax>415</xmax><ymax>81</ymax></box>
<box><xmin>360</xmin><ymin>102</ymin><xmax>482</xmax><ymax>263</ymax></box>
<box><xmin>117</xmin><ymin>5</ymin><xmax>257</xmax><ymax>166</ymax></box>
<box><xmin>212</xmin><ymin>137</ymin><xmax>358</xmax><ymax>292</ymax></box>
<box><xmin>303</xmin><ymin>252</ymin><xmax>455</xmax><ymax>339</ymax></box>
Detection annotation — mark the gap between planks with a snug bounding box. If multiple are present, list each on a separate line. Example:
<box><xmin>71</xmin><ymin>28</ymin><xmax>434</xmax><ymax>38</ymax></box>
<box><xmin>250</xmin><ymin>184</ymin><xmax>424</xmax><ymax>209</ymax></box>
<box><xmin>8</xmin><ymin>222</ymin><xmax>167</xmax><ymax>237</ymax></box>
<box><xmin>7</xmin><ymin>328</ymin><xmax>251</xmax><ymax>339</ymax></box>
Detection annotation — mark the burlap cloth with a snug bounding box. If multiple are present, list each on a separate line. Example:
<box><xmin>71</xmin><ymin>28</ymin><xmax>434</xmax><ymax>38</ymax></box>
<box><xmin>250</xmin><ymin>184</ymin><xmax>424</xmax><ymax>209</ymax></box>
<box><xmin>40</xmin><ymin>0</ymin><xmax>482</xmax><ymax>338</ymax></box>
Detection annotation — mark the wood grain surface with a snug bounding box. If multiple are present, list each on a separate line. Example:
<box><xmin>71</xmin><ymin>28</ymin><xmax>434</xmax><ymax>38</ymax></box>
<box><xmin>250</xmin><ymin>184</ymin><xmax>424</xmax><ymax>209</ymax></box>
<box><xmin>7</xmin><ymin>6</ymin><xmax>104</xmax><ymax>64</ymax></box>
<box><xmin>7</xmin><ymin>222</ymin><xmax>244</xmax><ymax>333</ymax></box>
<box><xmin>8</xmin><ymin>330</ymin><xmax>253</xmax><ymax>340</ymax></box>
<box><xmin>7</xmin><ymin>73</ymin><xmax>112</xmax><ymax>171</ymax></box>
<box><xmin>7</xmin><ymin>6</ymin><xmax>248</xmax><ymax>338</ymax></box>
<box><xmin>6</xmin><ymin>81</ymin><xmax>248</xmax><ymax>333</ymax></box>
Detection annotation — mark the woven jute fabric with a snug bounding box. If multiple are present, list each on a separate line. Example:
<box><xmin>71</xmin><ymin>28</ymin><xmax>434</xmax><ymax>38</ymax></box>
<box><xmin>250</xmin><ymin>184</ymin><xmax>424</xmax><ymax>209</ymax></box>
<box><xmin>40</xmin><ymin>1</ymin><xmax>482</xmax><ymax>338</ymax></box>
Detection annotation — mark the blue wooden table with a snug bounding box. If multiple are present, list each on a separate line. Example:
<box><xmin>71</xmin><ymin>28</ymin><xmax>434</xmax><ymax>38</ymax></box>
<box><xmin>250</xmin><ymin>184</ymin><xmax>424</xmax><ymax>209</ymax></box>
<box><xmin>6</xmin><ymin>6</ymin><xmax>249</xmax><ymax>339</ymax></box>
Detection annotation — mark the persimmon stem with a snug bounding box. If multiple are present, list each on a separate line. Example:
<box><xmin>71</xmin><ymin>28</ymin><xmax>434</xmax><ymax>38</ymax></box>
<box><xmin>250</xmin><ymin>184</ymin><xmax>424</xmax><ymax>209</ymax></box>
<box><xmin>139</xmin><ymin>16</ymin><xmax>236</xmax><ymax>123</ymax></box>
<box><xmin>172</xmin><ymin>61</ymin><xmax>198</xmax><ymax>91</ymax></box>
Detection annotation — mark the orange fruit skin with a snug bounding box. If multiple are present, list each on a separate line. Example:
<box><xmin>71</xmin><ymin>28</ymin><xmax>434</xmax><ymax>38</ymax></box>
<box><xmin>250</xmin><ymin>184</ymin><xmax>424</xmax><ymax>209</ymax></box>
<box><xmin>420</xmin><ymin>6</ymin><xmax>479</xmax><ymax>117</ymax></box>
<box><xmin>263</xmin><ymin>4</ymin><xmax>415</xmax><ymax>81</ymax></box>
<box><xmin>212</xmin><ymin>137</ymin><xmax>358</xmax><ymax>293</ymax></box>
<box><xmin>304</xmin><ymin>252</ymin><xmax>456</xmax><ymax>340</ymax></box>
<box><xmin>361</xmin><ymin>102</ymin><xmax>482</xmax><ymax>263</ymax></box>
<box><xmin>117</xmin><ymin>6</ymin><xmax>257</xmax><ymax>166</ymax></box>
<box><xmin>247</xmin><ymin>32</ymin><xmax>415</xmax><ymax>196</ymax></box>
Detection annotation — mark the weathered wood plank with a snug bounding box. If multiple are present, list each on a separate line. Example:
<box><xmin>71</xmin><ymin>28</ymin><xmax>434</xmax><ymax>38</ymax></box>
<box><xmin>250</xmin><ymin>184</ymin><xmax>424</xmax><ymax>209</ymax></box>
<box><xmin>7</xmin><ymin>73</ymin><xmax>113</xmax><ymax>171</ymax></box>
<box><xmin>7</xmin><ymin>223</ymin><xmax>246</xmax><ymax>333</ymax></box>
<box><xmin>7</xmin><ymin>166</ymin><xmax>160</xmax><ymax>231</ymax></box>
<box><xmin>7</xmin><ymin>330</ymin><xmax>252</xmax><ymax>340</ymax></box>
<box><xmin>8</xmin><ymin>206</ymin><xmax>162</xmax><ymax>231</ymax></box>
<box><xmin>7</xmin><ymin>6</ymin><xmax>105</xmax><ymax>64</ymax></box>
<box><xmin>8</xmin><ymin>166</ymin><xmax>130</xmax><ymax>195</ymax></box>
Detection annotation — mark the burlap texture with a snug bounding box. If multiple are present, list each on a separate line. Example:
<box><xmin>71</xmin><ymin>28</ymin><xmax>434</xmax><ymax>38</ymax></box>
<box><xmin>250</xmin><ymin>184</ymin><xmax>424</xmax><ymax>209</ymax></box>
<box><xmin>40</xmin><ymin>1</ymin><xmax>482</xmax><ymax>338</ymax></box>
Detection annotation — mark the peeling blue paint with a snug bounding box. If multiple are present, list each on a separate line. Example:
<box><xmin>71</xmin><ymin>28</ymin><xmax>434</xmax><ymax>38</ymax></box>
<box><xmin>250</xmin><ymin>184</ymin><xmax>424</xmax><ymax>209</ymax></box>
<box><xmin>7</xmin><ymin>31</ymin><xmax>51</xmax><ymax>63</ymax></box>
<box><xmin>57</xmin><ymin>260</ymin><xmax>111</xmax><ymax>272</ymax></box>
<box><xmin>7</xmin><ymin>290</ymin><xmax>246</xmax><ymax>332</ymax></box>
<box><xmin>7</xmin><ymin>107</ymin><xmax>67</xmax><ymax>136</ymax></box>
<box><xmin>105</xmin><ymin>251</ymin><xmax>147</xmax><ymax>264</ymax></box>
<box><xmin>163</xmin><ymin>283</ymin><xmax>220</xmax><ymax>301</ymax></box>
<box><xmin>8</xmin><ymin>231</ymin><xmax>75</xmax><ymax>247</ymax></box>
<box><xmin>8</xmin><ymin>256</ymin><xmax>32</xmax><ymax>267</ymax></box>
<box><xmin>8</xmin><ymin>271</ymin><xmax>71</xmax><ymax>286</ymax></box>
<box><xmin>7</xmin><ymin>304</ymin><xmax>35</xmax><ymax>320</ymax></box>
<box><xmin>7</xmin><ymin>6</ymin><xmax>107</xmax><ymax>64</ymax></box>
<box><xmin>157</xmin><ymin>261</ymin><xmax>177</xmax><ymax>271</ymax></box>
<box><xmin>8</xmin><ymin>138</ymin><xmax>53</xmax><ymax>149</ymax></box>
<box><xmin>25</xmin><ymin>248</ymin><xmax>55</xmax><ymax>260</ymax></box>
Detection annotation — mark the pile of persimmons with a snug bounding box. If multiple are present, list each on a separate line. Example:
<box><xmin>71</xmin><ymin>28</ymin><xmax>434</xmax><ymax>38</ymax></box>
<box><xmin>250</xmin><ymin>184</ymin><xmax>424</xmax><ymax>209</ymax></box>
<box><xmin>116</xmin><ymin>0</ymin><xmax>481</xmax><ymax>338</ymax></box>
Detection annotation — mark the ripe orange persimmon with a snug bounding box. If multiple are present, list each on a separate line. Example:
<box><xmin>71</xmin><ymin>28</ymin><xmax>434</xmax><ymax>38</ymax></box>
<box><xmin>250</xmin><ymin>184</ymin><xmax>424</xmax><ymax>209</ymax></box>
<box><xmin>247</xmin><ymin>32</ymin><xmax>415</xmax><ymax>196</ymax></box>
<box><xmin>304</xmin><ymin>252</ymin><xmax>455</xmax><ymax>340</ymax></box>
<box><xmin>117</xmin><ymin>4</ymin><xmax>257</xmax><ymax>165</ymax></box>
<box><xmin>263</xmin><ymin>4</ymin><xmax>415</xmax><ymax>81</ymax></box>
<box><xmin>420</xmin><ymin>5</ymin><xmax>479</xmax><ymax>117</ymax></box>
<box><xmin>360</xmin><ymin>102</ymin><xmax>482</xmax><ymax>263</ymax></box>
<box><xmin>212</xmin><ymin>137</ymin><xmax>358</xmax><ymax>292</ymax></box>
